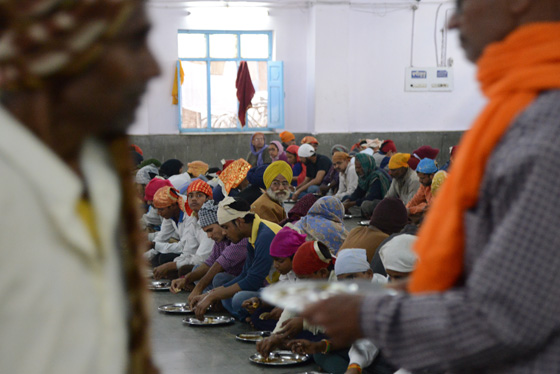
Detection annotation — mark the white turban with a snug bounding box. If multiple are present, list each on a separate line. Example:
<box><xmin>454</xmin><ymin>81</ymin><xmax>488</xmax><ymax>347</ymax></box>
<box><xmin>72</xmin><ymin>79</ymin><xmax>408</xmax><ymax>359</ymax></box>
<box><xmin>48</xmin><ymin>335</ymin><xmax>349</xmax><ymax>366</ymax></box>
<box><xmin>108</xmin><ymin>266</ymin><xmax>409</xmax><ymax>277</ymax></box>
<box><xmin>135</xmin><ymin>165</ymin><xmax>158</xmax><ymax>185</ymax></box>
<box><xmin>379</xmin><ymin>234</ymin><xmax>418</xmax><ymax>273</ymax></box>
<box><xmin>335</xmin><ymin>248</ymin><xmax>370</xmax><ymax>276</ymax></box>
<box><xmin>217</xmin><ymin>196</ymin><xmax>250</xmax><ymax>225</ymax></box>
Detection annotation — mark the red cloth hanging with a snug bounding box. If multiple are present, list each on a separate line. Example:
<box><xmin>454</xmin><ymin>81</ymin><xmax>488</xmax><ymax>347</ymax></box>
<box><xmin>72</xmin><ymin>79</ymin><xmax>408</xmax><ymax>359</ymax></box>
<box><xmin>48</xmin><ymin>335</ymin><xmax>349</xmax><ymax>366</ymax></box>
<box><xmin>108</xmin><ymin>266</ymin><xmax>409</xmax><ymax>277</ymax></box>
<box><xmin>236</xmin><ymin>61</ymin><xmax>255</xmax><ymax>127</ymax></box>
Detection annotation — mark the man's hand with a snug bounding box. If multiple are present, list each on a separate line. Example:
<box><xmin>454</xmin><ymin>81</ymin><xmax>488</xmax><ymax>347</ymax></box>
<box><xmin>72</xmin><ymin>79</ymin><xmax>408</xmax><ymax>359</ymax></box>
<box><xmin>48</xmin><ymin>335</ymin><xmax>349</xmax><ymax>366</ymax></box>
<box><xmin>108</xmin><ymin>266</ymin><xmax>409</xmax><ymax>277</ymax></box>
<box><xmin>256</xmin><ymin>334</ymin><xmax>284</xmax><ymax>358</ymax></box>
<box><xmin>241</xmin><ymin>297</ymin><xmax>261</xmax><ymax>314</ymax></box>
<box><xmin>345</xmin><ymin>367</ymin><xmax>361</xmax><ymax>374</ymax></box>
<box><xmin>275</xmin><ymin>317</ymin><xmax>303</xmax><ymax>340</ymax></box>
<box><xmin>300</xmin><ymin>295</ymin><xmax>365</xmax><ymax>347</ymax></box>
<box><xmin>193</xmin><ymin>293</ymin><xmax>214</xmax><ymax>321</ymax></box>
<box><xmin>287</xmin><ymin>339</ymin><xmax>322</xmax><ymax>355</ymax></box>
<box><xmin>343</xmin><ymin>200</ymin><xmax>356</xmax><ymax>213</ymax></box>
<box><xmin>259</xmin><ymin>307</ymin><xmax>283</xmax><ymax>320</ymax></box>
<box><xmin>170</xmin><ymin>278</ymin><xmax>187</xmax><ymax>293</ymax></box>
<box><xmin>153</xmin><ymin>262</ymin><xmax>177</xmax><ymax>280</ymax></box>
<box><xmin>187</xmin><ymin>286</ymin><xmax>203</xmax><ymax>306</ymax></box>
<box><xmin>291</xmin><ymin>191</ymin><xmax>300</xmax><ymax>201</ymax></box>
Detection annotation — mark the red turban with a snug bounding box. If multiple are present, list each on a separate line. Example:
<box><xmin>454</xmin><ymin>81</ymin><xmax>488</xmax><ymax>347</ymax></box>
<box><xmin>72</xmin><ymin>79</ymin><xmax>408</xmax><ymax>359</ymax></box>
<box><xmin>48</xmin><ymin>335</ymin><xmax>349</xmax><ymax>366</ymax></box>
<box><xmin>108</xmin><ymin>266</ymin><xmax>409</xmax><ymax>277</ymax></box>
<box><xmin>408</xmin><ymin>145</ymin><xmax>440</xmax><ymax>170</ymax></box>
<box><xmin>144</xmin><ymin>177</ymin><xmax>172</xmax><ymax>202</ymax></box>
<box><xmin>292</xmin><ymin>241</ymin><xmax>334</xmax><ymax>276</ymax></box>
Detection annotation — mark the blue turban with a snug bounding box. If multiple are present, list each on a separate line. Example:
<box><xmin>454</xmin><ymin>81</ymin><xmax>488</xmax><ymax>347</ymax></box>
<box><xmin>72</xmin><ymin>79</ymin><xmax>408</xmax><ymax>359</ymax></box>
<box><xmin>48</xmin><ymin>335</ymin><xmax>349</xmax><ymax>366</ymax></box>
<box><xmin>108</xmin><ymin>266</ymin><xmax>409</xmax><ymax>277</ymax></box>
<box><xmin>416</xmin><ymin>158</ymin><xmax>438</xmax><ymax>174</ymax></box>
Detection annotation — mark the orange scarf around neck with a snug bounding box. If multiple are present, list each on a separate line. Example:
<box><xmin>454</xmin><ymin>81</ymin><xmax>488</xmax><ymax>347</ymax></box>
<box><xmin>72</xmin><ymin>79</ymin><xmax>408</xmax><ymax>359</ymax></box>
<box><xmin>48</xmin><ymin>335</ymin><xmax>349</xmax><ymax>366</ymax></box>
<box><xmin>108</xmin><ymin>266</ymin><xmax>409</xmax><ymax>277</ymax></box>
<box><xmin>408</xmin><ymin>23</ymin><xmax>560</xmax><ymax>293</ymax></box>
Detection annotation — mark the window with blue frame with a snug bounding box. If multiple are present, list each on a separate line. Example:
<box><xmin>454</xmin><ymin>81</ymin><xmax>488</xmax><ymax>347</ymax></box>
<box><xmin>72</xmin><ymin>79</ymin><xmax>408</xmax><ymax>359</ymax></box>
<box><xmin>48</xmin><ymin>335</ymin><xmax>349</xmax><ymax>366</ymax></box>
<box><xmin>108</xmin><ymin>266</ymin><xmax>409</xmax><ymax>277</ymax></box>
<box><xmin>177</xmin><ymin>30</ymin><xmax>284</xmax><ymax>133</ymax></box>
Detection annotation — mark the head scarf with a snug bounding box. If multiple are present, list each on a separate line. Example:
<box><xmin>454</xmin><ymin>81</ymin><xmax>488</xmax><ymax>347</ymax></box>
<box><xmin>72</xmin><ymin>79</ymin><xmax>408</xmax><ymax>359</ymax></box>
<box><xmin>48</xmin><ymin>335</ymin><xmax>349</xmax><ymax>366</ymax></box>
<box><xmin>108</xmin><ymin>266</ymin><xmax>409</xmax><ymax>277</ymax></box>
<box><xmin>431</xmin><ymin>170</ymin><xmax>448</xmax><ymax>197</ymax></box>
<box><xmin>263</xmin><ymin>161</ymin><xmax>293</xmax><ymax>190</ymax></box>
<box><xmin>379</xmin><ymin>234</ymin><xmax>418</xmax><ymax>273</ymax></box>
<box><xmin>388</xmin><ymin>153</ymin><xmax>411</xmax><ymax>170</ymax></box>
<box><xmin>335</xmin><ymin>248</ymin><xmax>370</xmax><ymax>276</ymax></box>
<box><xmin>153</xmin><ymin>186</ymin><xmax>182</xmax><ymax>209</ymax></box>
<box><xmin>198</xmin><ymin>200</ymin><xmax>219</xmax><ymax>228</ymax></box>
<box><xmin>217</xmin><ymin>196</ymin><xmax>250</xmax><ymax>225</ymax></box>
<box><xmin>331</xmin><ymin>144</ymin><xmax>348</xmax><ymax>154</ymax></box>
<box><xmin>298</xmin><ymin>143</ymin><xmax>315</xmax><ymax>158</ymax></box>
<box><xmin>408</xmin><ymin>146</ymin><xmax>440</xmax><ymax>170</ymax></box>
<box><xmin>159</xmin><ymin>159</ymin><xmax>183</xmax><ymax>179</ymax></box>
<box><xmin>301</xmin><ymin>136</ymin><xmax>319</xmax><ymax>145</ymax></box>
<box><xmin>416</xmin><ymin>158</ymin><xmax>438</xmax><ymax>174</ymax></box>
<box><xmin>365</xmin><ymin>138</ymin><xmax>383</xmax><ymax>150</ymax></box>
<box><xmin>187</xmin><ymin>161</ymin><xmax>209</xmax><ymax>177</ymax></box>
<box><xmin>135</xmin><ymin>165</ymin><xmax>158</xmax><ymax>185</ymax></box>
<box><xmin>380</xmin><ymin>139</ymin><xmax>397</xmax><ymax>154</ymax></box>
<box><xmin>293</xmin><ymin>196</ymin><xmax>348</xmax><ymax>253</ymax></box>
<box><xmin>369</xmin><ymin>197</ymin><xmax>408</xmax><ymax>235</ymax></box>
<box><xmin>184</xmin><ymin>179</ymin><xmax>213</xmax><ymax>216</ymax></box>
<box><xmin>280</xmin><ymin>194</ymin><xmax>318</xmax><ymax>225</ymax></box>
<box><xmin>269</xmin><ymin>140</ymin><xmax>288</xmax><ymax>162</ymax></box>
<box><xmin>286</xmin><ymin>145</ymin><xmax>301</xmax><ymax>162</ymax></box>
<box><xmin>144</xmin><ymin>177</ymin><xmax>172</xmax><ymax>201</ymax></box>
<box><xmin>279</xmin><ymin>131</ymin><xmax>295</xmax><ymax>143</ymax></box>
<box><xmin>354</xmin><ymin>153</ymin><xmax>391</xmax><ymax>194</ymax></box>
<box><xmin>246</xmin><ymin>163</ymin><xmax>268</xmax><ymax>190</ymax></box>
<box><xmin>360</xmin><ymin>147</ymin><xmax>374</xmax><ymax>156</ymax></box>
<box><xmin>269</xmin><ymin>226</ymin><xmax>307</xmax><ymax>258</ymax></box>
<box><xmin>0</xmin><ymin>0</ymin><xmax>140</xmax><ymax>91</ymax></box>
<box><xmin>292</xmin><ymin>241</ymin><xmax>334</xmax><ymax>275</ymax></box>
<box><xmin>250</xmin><ymin>132</ymin><xmax>269</xmax><ymax>167</ymax></box>
<box><xmin>168</xmin><ymin>172</ymin><xmax>191</xmax><ymax>190</ymax></box>
<box><xmin>218</xmin><ymin>158</ymin><xmax>251</xmax><ymax>194</ymax></box>
<box><xmin>332</xmin><ymin>152</ymin><xmax>351</xmax><ymax>163</ymax></box>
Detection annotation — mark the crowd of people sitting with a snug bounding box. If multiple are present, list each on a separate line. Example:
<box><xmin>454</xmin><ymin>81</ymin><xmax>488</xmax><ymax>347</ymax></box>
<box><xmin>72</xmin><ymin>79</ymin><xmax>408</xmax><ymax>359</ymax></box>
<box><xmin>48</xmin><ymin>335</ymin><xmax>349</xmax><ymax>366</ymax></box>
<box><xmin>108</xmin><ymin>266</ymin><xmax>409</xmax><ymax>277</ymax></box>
<box><xmin>133</xmin><ymin>131</ymin><xmax>455</xmax><ymax>374</ymax></box>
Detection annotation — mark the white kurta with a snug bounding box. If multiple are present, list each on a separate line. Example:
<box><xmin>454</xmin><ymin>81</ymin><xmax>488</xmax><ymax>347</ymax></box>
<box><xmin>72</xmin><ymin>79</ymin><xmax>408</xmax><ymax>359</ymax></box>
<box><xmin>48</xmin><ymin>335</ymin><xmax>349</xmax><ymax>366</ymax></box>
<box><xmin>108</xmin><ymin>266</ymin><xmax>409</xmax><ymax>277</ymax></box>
<box><xmin>0</xmin><ymin>107</ymin><xmax>127</xmax><ymax>374</ymax></box>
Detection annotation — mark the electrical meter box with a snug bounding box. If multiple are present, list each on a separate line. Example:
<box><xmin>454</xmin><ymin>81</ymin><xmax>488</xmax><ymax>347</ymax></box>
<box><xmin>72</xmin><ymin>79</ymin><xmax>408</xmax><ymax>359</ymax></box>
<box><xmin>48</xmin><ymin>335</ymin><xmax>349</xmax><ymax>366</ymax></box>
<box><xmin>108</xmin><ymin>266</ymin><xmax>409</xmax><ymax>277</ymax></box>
<box><xmin>405</xmin><ymin>67</ymin><xmax>453</xmax><ymax>92</ymax></box>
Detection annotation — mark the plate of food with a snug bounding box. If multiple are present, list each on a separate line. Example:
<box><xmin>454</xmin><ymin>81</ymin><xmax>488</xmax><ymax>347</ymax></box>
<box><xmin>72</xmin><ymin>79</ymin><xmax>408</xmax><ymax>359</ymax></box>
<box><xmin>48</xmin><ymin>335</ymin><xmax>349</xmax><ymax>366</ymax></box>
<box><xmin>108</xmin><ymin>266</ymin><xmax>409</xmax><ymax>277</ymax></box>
<box><xmin>148</xmin><ymin>280</ymin><xmax>171</xmax><ymax>291</ymax></box>
<box><xmin>235</xmin><ymin>331</ymin><xmax>272</xmax><ymax>342</ymax></box>
<box><xmin>158</xmin><ymin>303</ymin><xmax>193</xmax><ymax>314</ymax></box>
<box><xmin>249</xmin><ymin>351</ymin><xmax>309</xmax><ymax>366</ymax></box>
<box><xmin>261</xmin><ymin>280</ymin><xmax>387</xmax><ymax>313</ymax></box>
<box><xmin>182</xmin><ymin>315</ymin><xmax>235</xmax><ymax>326</ymax></box>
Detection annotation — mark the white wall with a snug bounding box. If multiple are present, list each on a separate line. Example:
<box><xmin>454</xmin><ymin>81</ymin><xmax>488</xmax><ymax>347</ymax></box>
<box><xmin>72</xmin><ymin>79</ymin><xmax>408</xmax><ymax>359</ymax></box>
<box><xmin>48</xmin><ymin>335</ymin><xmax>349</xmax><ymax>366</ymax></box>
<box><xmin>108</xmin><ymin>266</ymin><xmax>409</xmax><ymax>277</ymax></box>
<box><xmin>129</xmin><ymin>1</ymin><xmax>486</xmax><ymax>135</ymax></box>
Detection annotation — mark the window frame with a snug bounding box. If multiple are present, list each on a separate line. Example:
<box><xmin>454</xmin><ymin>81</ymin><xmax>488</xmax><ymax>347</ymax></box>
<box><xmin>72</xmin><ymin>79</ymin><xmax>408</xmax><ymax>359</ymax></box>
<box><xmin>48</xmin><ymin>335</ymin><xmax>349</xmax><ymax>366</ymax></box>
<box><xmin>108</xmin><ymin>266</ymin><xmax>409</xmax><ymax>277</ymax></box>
<box><xmin>177</xmin><ymin>30</ymin><xmax>276</xmax><ymax>133</ymax></box>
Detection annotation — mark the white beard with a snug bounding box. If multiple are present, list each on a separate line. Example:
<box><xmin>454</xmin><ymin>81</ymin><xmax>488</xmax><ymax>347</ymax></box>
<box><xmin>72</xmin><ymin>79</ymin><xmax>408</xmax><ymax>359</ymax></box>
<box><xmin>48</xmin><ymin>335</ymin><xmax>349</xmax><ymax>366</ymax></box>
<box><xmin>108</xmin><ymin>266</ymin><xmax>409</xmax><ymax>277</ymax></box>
<box><xmin>267</xmin><ymin>188</ymin><xmax>288</xmax><ymax>204</ymax></box>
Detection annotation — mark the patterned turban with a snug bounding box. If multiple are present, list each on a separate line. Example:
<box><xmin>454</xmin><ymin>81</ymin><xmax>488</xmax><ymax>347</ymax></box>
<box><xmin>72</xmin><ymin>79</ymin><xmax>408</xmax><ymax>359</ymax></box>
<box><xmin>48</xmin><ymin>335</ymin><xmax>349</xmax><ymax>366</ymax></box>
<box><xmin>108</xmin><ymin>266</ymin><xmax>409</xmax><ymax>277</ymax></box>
<box><xmin>198</xmin><ymin>200</ymin><xmax>219</xmax><ymax>228</ymax></box>
<box><xmin>184</xmin><ymin>178</ymin><xmax>212</xmax><ymax>216</ymax></box>
<box><xmin>292</xmin><ymin>241</ymin><xmax>334</xmax><ymax>276</ymax></box>
<box><xmin>263</xmin><ymin>161</ymin><xmax>293</xmax><ymax>190</ymax></box>
<box><xmin>153</xmin><ymin>186</ymin><xmax>183</xmax><ymax>209</ymax></box>
<box><xmin>431</xmin><ymin>170</ymin><xmax>448</xmax><ymax>196</ymax></box>
<box><xmin>187</xmin><ymin>161</ymin><xmax>209</xmax><ymax>178</ymax></box>
<box><xmin>388</xmin><ymin>153</ymin><xmax>411</xmax><ymax>170</ymax></box>
<box><xmin>218</xmin><ymin>158</ymin><xmax>251</xmax><ymax>194</ymax></box>
<box><xmin>0</xmin><ymin>0</ymin><xmax>140</xmax><ymax>91</ymax></box>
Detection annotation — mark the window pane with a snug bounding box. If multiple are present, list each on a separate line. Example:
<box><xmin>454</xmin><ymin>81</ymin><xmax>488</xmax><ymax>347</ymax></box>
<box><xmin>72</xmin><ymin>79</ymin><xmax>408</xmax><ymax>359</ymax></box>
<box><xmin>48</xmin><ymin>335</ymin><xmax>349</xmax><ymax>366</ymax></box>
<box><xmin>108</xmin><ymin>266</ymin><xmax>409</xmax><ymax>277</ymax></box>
<box><xmin>209</xmin><ymin>34</ymin><xmax>238</xmax><ymax>58</ymax></box>
<box><xmin>240</xmin><ymin>34</ymin><xmax>269</xmax><ymax>59</ymax></box>
<box><xmin>180</xmin><ymin>61</ymin><xmax>207</xmax><ymax>129</ymax></box>
<box><xmin>246</xmin><ymin>61</ymin><xmax>268</xmax><ymax>128</ymax></box>
<box><xmin>210</xmin><ymin>61</ymin><xmax>238</xmax><ymax>129</ymax></box>
<box><xmin>178</xmin><ymin>33</ymin><xmax>206</xmax><ymax>58</ymax></box>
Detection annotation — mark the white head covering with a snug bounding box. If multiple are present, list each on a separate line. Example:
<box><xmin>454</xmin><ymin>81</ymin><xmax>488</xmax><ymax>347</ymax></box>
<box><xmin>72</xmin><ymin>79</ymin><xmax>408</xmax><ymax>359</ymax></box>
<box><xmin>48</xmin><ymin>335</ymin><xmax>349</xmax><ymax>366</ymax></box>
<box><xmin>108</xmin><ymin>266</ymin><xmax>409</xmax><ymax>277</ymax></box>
<box><xmin>135</xmin><ymin>165</ymin><xmax>158</xmax><ymax>185</ymax></box>
<box><xmin>217</xmin><ymin>196</ymin><xmax>251</xmax><ymax>225</ymax></box>
<box><xmin>335</xmin><ymin>248</ymin><xmax>370</xmax><ymax>276</ymax></box>
<box><xmin>298</xmin><ymin>143</ymin><xmax>316</xmax><ymax>158</ymax></box>
<box><xmin>168</xmin><ymin>172</ymin><xmax>192</xmax><ymax>189</ymax></box>
<box><xmin>379</xmin><ymin>234</ymin><xmax>418</xmax><ymax>273</ymax></box>
<box><xmin>360</xmin><ymin>147</ymin><xmax>374</xmax><ymax>156</ymax></box>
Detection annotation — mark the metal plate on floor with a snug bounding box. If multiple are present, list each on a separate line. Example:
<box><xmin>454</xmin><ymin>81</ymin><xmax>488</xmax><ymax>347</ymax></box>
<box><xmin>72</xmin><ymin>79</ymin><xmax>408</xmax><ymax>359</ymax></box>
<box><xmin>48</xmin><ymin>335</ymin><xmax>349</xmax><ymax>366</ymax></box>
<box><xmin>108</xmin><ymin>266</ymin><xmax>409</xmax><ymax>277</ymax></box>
<box><xmin>158</xmin><ymin>303</ymin><xmax>193</xmax><ymax>314</ymax></box>
<box><xmin>359</xmin><ymin>220</ymin><xmax>369</xmax><ymax>226</ymax></box>
<box><xmin>148</xmin><ymin>281</ymin><xmax>171</xmax><ymax>291</ymax></box>
<box><xmin>183</xmin><ymin>315</ymin><xmax>235</xmax><ymax>326</ymax></box>
<box><xmin>249</xmin><ymin>350</ymin><xmax>309</xmax><ymax>366</ymax></box>
<box><xmin>235</xmin><ymin>331</ymin><xmax>272</xmax><ymax>342</ymax></box>
<box><xmin>344</xmin><ymin>214</ymin><xmax>353</xmax><ymax>219</ymax></box>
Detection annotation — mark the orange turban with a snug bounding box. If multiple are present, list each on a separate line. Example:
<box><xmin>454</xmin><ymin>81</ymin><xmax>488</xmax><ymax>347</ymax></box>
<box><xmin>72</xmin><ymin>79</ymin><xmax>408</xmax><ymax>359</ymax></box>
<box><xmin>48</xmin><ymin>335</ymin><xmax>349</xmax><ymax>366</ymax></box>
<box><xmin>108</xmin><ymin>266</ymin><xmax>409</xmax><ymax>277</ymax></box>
<box><xmin>153</xmin><ymin>187</ymin><xmax>183</xmax><ymax>209</ymax></box>
<box><xmin>332</xmin><ymin>152</ymin><xmax>351</xmax><ymax>163</ymax></box>
<box><xmin>184</xmin><ymin>179</ymin><xmax>213</xmax><ymax>216</ymax></box>
<box><xmin>301</xmin><ymin>136</ymin><xmax>319</xmax><ymax>145</ymax></box>
<box><xmin>279</xmin><ymin>131</ymin><xmax>295</xmax><ymax>143</ymax></box>
<box><xmin>187</xmin><ymin>161</ymin><xmax>209</xmax><ymax>177</ymax></box>
<box><xmin>218</xmin><ymin>159</ymin><xmax>252</xmax><ymax>194</ymax></box>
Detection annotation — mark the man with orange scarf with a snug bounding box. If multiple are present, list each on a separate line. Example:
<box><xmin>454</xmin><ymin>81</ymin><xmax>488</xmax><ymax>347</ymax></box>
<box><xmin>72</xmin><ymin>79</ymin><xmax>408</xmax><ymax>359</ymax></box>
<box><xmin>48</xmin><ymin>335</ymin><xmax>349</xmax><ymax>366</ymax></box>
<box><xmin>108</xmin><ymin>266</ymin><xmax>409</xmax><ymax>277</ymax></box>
<box><xmin>300</xmin><ymin>1</ymin><xmax>560</xmax><ymax>373</ymax></box>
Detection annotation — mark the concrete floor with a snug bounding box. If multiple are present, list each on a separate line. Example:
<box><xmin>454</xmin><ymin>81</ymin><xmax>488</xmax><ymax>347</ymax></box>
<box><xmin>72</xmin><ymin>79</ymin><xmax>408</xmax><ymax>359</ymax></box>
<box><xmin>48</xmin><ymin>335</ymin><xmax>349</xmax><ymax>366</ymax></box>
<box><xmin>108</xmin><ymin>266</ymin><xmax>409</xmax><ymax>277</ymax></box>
<box><xmin>149</xmin><ymin>212</ymin><xmax>364</xmax><ymax>374</ymax></box>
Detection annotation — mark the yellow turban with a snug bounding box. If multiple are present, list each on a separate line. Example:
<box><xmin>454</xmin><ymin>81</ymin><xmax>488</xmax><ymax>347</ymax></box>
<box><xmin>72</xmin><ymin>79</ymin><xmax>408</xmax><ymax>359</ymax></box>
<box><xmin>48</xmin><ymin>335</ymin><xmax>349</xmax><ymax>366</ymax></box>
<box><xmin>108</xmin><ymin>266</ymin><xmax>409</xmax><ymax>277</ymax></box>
<box><xmin>431</xmin><ymin>170</ymin><xmax>448</xmax><ymax>196</ymax></box>
<box><xmin>263</xmin><ymin>161</ymin><xmax>293</xmax><ymax>189</ymax></box>
<box><xmin>388</xmin><ymin>153</ymin><xmax>411</xmax><ymax>170</ymax></box>
<box><xmin>187</xmin><ymin>161</ymin><xmax>209</xmax><ymax>177</ymax></box>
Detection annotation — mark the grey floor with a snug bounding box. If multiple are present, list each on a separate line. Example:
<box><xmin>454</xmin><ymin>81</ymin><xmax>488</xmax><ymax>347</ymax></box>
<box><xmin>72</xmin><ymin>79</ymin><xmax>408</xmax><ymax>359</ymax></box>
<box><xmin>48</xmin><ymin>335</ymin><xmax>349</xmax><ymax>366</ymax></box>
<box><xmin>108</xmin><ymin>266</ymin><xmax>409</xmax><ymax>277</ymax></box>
<box><xmin>150</xmin><ymin>207</ymin><xmax>364</xmax><ymax>374</ymax></box>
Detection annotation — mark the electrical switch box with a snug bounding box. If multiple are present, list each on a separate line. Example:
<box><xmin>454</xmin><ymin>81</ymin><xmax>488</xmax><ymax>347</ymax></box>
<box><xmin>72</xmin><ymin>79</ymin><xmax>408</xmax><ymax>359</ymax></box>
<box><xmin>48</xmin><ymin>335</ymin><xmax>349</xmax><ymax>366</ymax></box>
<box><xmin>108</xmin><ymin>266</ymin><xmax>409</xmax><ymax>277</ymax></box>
<box><xmin>405</xmin><ymin>67</ymin><xmax>453</xmax><ymax>92</ymax></box>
